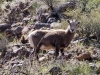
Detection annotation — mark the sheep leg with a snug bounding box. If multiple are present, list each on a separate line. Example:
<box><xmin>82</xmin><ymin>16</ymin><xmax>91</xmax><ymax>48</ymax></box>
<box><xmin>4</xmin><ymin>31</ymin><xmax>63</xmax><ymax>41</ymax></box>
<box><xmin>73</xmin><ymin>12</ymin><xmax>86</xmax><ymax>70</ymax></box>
<box><xmin>60</xmin><ymin>49</ymin><xmax>64</xmax><ymax>56</ymax></box>
<box><xmin>54</xmin><ymin>44</ymin><xmax>60</xmax><ymax>60</ymax></box>
<box><xmin>34</xmin><ymin>42</ymin><xmax>42</xmax><ymax>60</ymax></box>
<box><xmin>60</xmin><ymin>49</ymin><xmax>64</xmax><ymax>63</ymax></box>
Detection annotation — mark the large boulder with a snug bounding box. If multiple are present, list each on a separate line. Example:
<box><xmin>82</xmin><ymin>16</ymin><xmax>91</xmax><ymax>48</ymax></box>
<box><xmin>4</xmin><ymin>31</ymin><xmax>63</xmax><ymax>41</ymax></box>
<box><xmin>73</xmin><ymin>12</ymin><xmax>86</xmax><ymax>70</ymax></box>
<box><xmin>0</xmin><ymin>23</ymin><xmax>11</xmax><ymax>32</ymax></box>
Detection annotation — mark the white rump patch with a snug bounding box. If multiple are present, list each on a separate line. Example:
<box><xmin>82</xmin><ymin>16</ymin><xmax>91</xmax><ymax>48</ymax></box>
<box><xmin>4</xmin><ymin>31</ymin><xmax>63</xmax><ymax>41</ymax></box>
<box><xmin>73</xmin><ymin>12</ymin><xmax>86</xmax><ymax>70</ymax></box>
<box><xmin>28</xmin><ymin>30</ymin><xmax>37</xmax><ymax>47</ymax></box>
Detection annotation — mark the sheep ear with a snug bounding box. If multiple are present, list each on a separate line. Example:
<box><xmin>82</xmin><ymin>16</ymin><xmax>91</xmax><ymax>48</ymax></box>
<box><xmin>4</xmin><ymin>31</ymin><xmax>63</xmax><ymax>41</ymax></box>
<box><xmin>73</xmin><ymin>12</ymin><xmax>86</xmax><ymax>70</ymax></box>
<box><xmin>67</xmin><ymin>20</ymin><xmax>70</xmax><ymax>24</ymax></box>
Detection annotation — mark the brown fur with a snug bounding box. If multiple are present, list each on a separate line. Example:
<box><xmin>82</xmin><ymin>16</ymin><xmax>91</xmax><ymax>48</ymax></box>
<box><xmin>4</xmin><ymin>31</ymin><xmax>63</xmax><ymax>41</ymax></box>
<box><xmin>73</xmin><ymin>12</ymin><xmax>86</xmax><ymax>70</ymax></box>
<box><xmin>28</xmin><ymin>20</ymin><xmax>80</xmax><ymax>60</ymax></box>
<box><xmin>29</xmin><ymin>29</ymin><xmax>60</xmax><ymax>48</ymax></box>
<box><xmin>30</xmin><ymin>30</ymin><xmax>51</xmax><ymax>47</ymax></box>
<box><xmin>35</xmin><ymin>29</ymin><xmax>74</xmax><ymax>59</ymax></box>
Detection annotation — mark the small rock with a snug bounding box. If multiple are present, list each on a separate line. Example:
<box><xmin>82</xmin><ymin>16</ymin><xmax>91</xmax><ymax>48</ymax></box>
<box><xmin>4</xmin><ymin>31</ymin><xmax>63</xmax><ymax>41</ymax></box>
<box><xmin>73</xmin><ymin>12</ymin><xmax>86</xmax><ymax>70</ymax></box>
<box><xmin>89</xmin><ymin>63</ymin><xmax>96</xmax><ymax>70</ymax></box>
<box><xmin>38</xmin><ymin>72</ymin><xmax>42</xmax><ymax>75</ymax></box>
<box><xmin>92</xmin><ymin>50</ymin><xmax>97</xmax><ymax>54</ymax></box>
<box><xmin>22</xmin><ymin>17</ymin><xmax>30</xmax><ymax>24</ymax></box>
<box><xmin>11</xmin><ymin>22</ymin><xmax>23</xmax><ymax>27</ymax></box>
<box><xmin>96</xmin><ymin>67</ymin><xmax>100</xmax><ymax>74</ymax></box>
<box><xmin>12</xmin><ymin>47</ymin><xmax>22</xmax><ymax>53</ymax></box>
<box><xmin>39</xmin><ymin>56</ymin><xmax>46</xmax><ymax>62</ymax></box>
<box><xmin>39</xmin><ymin>54</ymin><xmax>49</xmax><ymax>62</ymax></box>
<box><xmin>48</xmin><ymin>50</ymin><xmax>55</xmax><ymax>55</ymax></box>
<box><xmin>49</xmin><ymin>66</ymin><xmax>62</xmax><ymax>75</ymax></box>
<box><xmin>92</xmin><ymin>55</ymin><xmax>98</xmax><ymax>60</ymax></box>
<box><xmin>12</xmin><ymin>63</ymin><xmax>22</xmax><ymax>68</ymax></box>
<box><xmin>0</xmin><ymin>23</ymin><xmax>11</xmax><ymax>32</ymax></box>
<box><xmin>64</xmin><ymin>53</ymin><xmax>72</xmax><ymax>60</ymax></box>
<box><xmin>75</xmin><ymin>52</ymin><xmax>92</xmax><ymax>61</ymax></box>
<box><xmin>0</xmin><ymin>64</ymin><xmax>2</xmax><ymax>68</ymax></box>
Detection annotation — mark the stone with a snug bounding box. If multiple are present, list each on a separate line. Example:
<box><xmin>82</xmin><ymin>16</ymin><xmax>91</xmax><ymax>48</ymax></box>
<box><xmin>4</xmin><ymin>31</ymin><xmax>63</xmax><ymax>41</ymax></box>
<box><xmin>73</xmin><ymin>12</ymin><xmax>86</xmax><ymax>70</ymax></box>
<box><xmin>49</xmin><ymin>66</ymin><xmax>62</xmax><ymax>75</ymax></box>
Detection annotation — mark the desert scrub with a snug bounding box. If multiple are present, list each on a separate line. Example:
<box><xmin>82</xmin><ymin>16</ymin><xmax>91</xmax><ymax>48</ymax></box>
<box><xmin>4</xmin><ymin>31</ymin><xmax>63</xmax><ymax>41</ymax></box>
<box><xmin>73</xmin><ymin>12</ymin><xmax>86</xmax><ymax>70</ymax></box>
<box><xmin>64</xmin><ymin>6</ymin><xmax>100</xmax><ymax>45</ymax></box>
<box><xmin>60</xmin><ymin>61</ymin><xmax>92</xmax><ymax>75</ymax></box>
<box><xmin>39</xmin><ymin>60</ymin><xmax>93</xmax><ymax>75</ymax></box>
<box><xmin>28</xmin><ymin>1</ymin><xmax>40</xmax><ymax>16</ymax></box>
<box><xmin>0</xmin><ymin>34</ymin><xmax>8</xmax><ymax>50</ymax></box>
<box><xmin>28</xmin><ymin>60</ymin><xmax>93</xmax><ymax>75</ymax></box>
<box><xmin>63</xmin><ymin>0</ymin><xmax>100</xmax><ymax>37</ymax></box>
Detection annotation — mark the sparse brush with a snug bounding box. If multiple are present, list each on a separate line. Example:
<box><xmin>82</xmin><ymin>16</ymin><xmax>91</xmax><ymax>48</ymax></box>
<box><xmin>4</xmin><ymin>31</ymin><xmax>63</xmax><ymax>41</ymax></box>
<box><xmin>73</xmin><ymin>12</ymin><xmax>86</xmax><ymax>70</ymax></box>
<box><xmin>0</xmin><ymin>34</ymin><xmax>8</xmax><ymax>50</ymax></box>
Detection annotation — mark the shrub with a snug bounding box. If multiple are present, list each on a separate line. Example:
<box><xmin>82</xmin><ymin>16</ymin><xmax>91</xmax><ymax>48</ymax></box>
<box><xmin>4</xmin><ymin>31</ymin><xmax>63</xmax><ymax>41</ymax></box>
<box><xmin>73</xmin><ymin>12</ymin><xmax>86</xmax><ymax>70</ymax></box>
<box><xmin>0</xmin><ymin>34</ymin><xmax>8</xmax><ymax>50</ymax></box>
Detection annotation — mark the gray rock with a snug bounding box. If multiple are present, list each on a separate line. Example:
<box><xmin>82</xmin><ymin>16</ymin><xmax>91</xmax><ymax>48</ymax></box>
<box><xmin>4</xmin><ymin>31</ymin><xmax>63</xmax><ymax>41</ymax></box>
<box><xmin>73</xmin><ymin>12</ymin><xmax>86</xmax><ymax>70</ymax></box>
<box><xmin>49</xmin><ymin>66</ymin><xmax>62</xmax><ymax>75</ymax></box>
<box><xmin>48</xmin><ymin>50</ymin><xmax>55</xmax><ymax>55</ymax></box>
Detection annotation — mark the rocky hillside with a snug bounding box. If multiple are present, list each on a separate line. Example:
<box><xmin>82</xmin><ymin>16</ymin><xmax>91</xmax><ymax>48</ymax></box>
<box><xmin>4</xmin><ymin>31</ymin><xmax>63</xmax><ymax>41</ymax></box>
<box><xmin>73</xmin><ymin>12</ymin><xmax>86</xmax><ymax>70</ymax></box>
<box><xmin>0</xmin><ymin>0</ymin><xmax>100</xmax><ymax>75</ymax></box>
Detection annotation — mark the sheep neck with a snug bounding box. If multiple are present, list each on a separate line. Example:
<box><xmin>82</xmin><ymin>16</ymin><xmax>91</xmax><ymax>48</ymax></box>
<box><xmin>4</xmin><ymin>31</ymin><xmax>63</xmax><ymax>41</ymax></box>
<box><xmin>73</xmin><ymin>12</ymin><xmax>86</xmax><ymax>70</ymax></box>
<box><xmin>64</xmin><ymin>28</ymin><xmax>75</xmax><ymax>47</ymax></box>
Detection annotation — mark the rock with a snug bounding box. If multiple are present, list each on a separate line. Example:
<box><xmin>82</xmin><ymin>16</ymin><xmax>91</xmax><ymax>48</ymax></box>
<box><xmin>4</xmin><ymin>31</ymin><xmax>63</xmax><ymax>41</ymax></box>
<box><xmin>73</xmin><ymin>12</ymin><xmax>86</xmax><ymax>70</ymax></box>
<box><xmin>39</xmin><ymin>56</ymin><xmax>46</xmax><ymax>62</ymax></box>
<box><xmin>12</xmin><ymin>46</ymin><xmax>21</xmax><ymax>53</ymax></box>
<box><xmin>13</xmin><ymin>26</ymin><xmax>23</xmax><ymax>34</ymax></box>
<box><xmin>0</xmin><ymin>48</ymin><xmax>7</xmax><ymax>59</ymax></box>
<box><xmin>4</xmin><ymin>51</ymin><xmax>13</xmax><ymax>59</ymax></box>
<box><xmin>39</xmin><ymin>54</ymin><xmax>49</xmax><ymax>62</ymax></box>
<box><xmin>92</xmin><ymin>55</ymin><xmax>98</xmax><ymax>60</ymax></box>
<box><xmin>4</xmin><ymin>29</ymin><xmax>15</xmax><ymax>42</ymax></box>
<box><xmin>22</xmin><ymin>17</ymin><xmax>30</xmax><ymax>24</ymax></box>
<box><xmin>5</xmin><ymin>26</ymin><xmax>23</xmax><ymax>41</ymax></box>
<box><xmin>89</xmin><ymin>63</ymin><xmax>96</xmax><ymax>70</ymax></box>
<box><xmin>22</xmin><ymin>26</ymin><xmax>29</xmax><ymax>34</ymax></box>
<box><xmin>38</xmin><ymin>72</ymin><xmax>42</xmax><ymax>75</ymax></box>
<box><xmin>48</xmin><ymin>50</ymin><xmax>55</xmax><ymax>55</ymax></box>
<box><xmin>16</xmin><ymin>47</ymin><xmax>30</xmax><ymax>58</ymax></box>
<box><xmin>12</xmin><ymin>63</ymin><xmax>22</xmax><ymax>68</ymax></box>
<box><xmin>1</xmin><ymin>51</ymin><xmax>13</xmax><ymax>64</ymax></box>
<box><xmin>50</xmin><ymin>22</ymin><xmax>61</xmax><ymax>28</ymax></box>
<box><xmin>75</xmin><ymin>52</ymin><xmax>92</xmax><ymax>61</ymax></box>
<box><xmin>34</xmin><ymin>23</ymin><xmax>50</xmax><ymax>29</ymax></box>
<box><xmin>0</xmin><ymin>23</ymin><xmax>11</xmax><ymax>32</ymax></box>
<box><xmin>12</xmin><ymin>46</ymin><xmax>30</xmax><ymax>58</ymax></box>
<box><xmin>64</xmin><ymin>53</ymin><xmax>72</xmax><ymax>60</ymax></box>
<box><xmin>0</xmin><ymin>64</ymin><xmax>2</xmax><ymax>68</ymax></box>
<box><xmin>11</xmin><ymin>22</ymin><xmax>23</xmax><ymax>27</ymax></box>
<box><xmin>92</xmin><ymin>50</ymin><xmax>97</xmax><ymax>55</ymax></box>
<box><xmin>96</xmin><ymin>67</ymin><xmax>100</xmax><ymax>74</ymax></box>
<box><xmin>54</xmin><ymin>1</ymin><xmax>75</xmax><ymax>13</ymax></box>
<box><xmin>47</xmin><ymin>17</ymin><xmax>57</xmax><ymax>23</ymax></box>
<box><xmin>49</xmin><ymin>66</ymin><xmax>62</xmax><ymax>75</ymax></box>
<box><xmin>71</xmin><ymin>38</ymin><xmax>86</xmax><ymax>44</ymax></box>
<box><xmin>21</xmin><ymin>25</ymin><xmax>33</xmax><ymax>34</ymax></box>
<box><xmin>22</xmin><ymin>26</ymin><xmax>32</xmax><ymax>34</ymax></box>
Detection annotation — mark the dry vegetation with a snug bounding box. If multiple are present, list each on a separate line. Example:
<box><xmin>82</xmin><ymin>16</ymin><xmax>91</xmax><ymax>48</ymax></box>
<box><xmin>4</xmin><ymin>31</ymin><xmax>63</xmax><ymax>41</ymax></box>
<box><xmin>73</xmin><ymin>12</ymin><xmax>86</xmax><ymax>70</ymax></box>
<box><xmin>0</xmin><ymin>0</ymin><xmax>100</xmax><ymax>75</ymax></box>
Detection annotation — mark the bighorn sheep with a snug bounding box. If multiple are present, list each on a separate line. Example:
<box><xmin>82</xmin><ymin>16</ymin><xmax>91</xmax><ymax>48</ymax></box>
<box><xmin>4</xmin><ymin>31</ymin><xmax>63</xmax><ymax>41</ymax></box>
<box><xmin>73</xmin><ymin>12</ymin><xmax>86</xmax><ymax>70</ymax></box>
<box><xmin>28</xmin><ymin>20</ymin><xmax>80</xmax><ymax>60</ymax></box>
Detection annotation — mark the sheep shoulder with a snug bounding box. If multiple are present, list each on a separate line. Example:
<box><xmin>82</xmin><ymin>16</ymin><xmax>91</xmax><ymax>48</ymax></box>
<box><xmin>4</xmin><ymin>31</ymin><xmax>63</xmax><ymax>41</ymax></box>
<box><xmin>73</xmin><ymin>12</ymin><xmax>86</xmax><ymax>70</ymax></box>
<box><xmin>40</xmin><ymin>29</ymin><xmax>75</xmax><ymax>48</ymax></box>
<box><xmin>43</xmin><ymin>30</ymin><xmax>66</xmax><ymax>38</ymax></box>
<box><xmin>42</xmin><ymin>28</ymin><xmax>72</xmax><ymax>40</ymax></box>
<box><xmin>40</xmin><ymin>31</ymin><xmax>66</xmax><ymax>46</ymax></box>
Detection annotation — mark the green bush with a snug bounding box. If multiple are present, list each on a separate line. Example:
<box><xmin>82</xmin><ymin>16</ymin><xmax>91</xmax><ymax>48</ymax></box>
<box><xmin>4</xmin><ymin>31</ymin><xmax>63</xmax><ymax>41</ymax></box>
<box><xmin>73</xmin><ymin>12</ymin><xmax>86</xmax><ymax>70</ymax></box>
<box><xmin>64</xmin><ymin>2</ymin><xmax>100</xmax><ymax>39</ymax></box>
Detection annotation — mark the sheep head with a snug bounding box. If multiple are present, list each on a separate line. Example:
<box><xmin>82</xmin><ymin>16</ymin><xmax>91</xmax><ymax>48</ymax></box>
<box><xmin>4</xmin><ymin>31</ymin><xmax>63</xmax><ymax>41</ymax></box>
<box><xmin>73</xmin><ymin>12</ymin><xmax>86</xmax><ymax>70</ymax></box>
<box><xmin>67</xmin><ymin>19</ymin><xmax>80</xmax><ymax>33</ymax></box>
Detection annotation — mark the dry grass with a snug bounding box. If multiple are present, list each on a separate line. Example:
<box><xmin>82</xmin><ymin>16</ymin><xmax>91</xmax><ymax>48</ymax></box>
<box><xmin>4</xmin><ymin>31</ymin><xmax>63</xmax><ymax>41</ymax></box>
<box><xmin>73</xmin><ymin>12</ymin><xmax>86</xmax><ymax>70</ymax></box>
<box><xmin>0</xmin><ymin>34</ymin><xmax>8</xmax><ymax>49</ymax></box>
